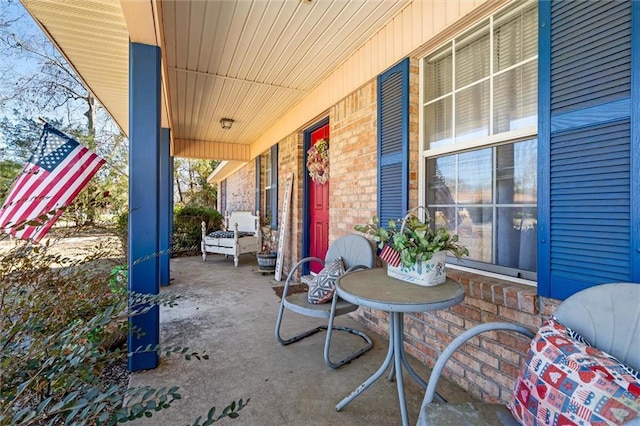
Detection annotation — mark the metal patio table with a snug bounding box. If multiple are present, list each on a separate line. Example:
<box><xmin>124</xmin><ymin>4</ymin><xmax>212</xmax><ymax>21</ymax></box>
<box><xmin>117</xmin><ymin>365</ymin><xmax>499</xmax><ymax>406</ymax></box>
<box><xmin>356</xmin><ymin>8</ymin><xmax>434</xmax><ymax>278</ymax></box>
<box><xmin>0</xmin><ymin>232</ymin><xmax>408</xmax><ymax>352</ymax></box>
<box><xmin>328</xmin><ymin>268</ymin><xmax>465</xmax><ymax>426</ymax></box>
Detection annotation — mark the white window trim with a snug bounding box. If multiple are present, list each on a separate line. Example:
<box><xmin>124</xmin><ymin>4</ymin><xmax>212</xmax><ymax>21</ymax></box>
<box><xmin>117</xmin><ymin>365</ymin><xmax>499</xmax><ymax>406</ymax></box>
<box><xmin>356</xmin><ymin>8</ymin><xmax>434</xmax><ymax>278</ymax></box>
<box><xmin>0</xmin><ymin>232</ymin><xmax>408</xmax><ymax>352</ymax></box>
<box><xmin>264</xmin><ymin>152</ymin><xmax>272</xmax><ymax>189</ymax></box>
<box><xmin>423</xmin><ymin>126</ymin><xmax>537</xmax><ymax>159</ymax></box>
<box><xmin>418</xmin><ymin>0</ymin><xmax>539</xmax><ymax>282</ymax></box>
<box><xmin>419</xmin><ymin>0</ymin><xmax>538</xmax><ymax>159</ymax></box>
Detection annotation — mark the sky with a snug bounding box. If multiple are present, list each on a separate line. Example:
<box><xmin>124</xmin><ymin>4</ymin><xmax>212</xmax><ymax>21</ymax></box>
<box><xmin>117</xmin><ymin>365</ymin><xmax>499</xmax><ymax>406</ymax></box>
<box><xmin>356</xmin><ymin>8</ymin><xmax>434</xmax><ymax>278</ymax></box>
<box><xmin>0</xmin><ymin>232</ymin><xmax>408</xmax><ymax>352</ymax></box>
<box><xmin>1</xmin><ymin>1</ymin><xmax>42</xmax><ymax>99</ymax></box>
<box><xmin>0</xmin><ymin>0</ymin><xmax>121</xmax><ymax>162</ymax></box>
<box><xmin>1</xmin><ymin>1</ymin><xmax>50</xmax><ymax>153</ymax></box>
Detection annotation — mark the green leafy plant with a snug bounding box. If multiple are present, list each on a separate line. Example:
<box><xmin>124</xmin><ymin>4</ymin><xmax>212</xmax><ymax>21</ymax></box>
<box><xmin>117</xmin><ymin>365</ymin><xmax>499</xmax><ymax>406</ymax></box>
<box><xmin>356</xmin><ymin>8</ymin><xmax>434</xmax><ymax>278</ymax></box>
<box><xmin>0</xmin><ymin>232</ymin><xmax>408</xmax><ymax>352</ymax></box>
<box><xmin>0</xmin><ymin>228</ymin><xmax>247</xmax><ymax>425</ymax></box>
<box><xmin>117</xmin><ymin>205</ymin><xmax>224</xmax><ymax>255</ymax></box>
<box><xmin>173</xmin><ymin>205</ymin><xmax>223</xmax><ymax>253</ymax></box>
<box><xmin>355</xmin><ymin>208</ymin><xmax>469</xmax><ymax>268</ymax></box>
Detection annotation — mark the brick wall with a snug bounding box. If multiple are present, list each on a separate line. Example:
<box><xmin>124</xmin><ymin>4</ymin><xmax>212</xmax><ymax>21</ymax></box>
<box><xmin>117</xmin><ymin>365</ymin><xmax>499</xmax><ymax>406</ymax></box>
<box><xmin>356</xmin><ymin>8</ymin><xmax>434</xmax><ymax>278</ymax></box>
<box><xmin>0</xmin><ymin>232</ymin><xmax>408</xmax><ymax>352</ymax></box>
<box><xmin>221</xmin><ymin>59</ymin><xmax>563</xmax><ymax>406</ymax></box>
<box><xmin>329</xmin><ymin>80</ymin><xmax>378</xmax><ymax>238</ymax></box>
<box><xmin>353</xmin><ymin>269</ymin><xmax>545</xmax><ymax>404</ymax></box>
<box><xmin>224</xmin><ymin>164</ymin><xmax>256</xmax><ymax>214</ymax></box>
<box><xmin>316</xmin><ymin>58</ymin><xmax>552</xmax><ymax>405</ymax></box>
<box><xmin>275</xmin><ymin>133</ymin><xmax>303</xmax><ymax>275</ymax></box>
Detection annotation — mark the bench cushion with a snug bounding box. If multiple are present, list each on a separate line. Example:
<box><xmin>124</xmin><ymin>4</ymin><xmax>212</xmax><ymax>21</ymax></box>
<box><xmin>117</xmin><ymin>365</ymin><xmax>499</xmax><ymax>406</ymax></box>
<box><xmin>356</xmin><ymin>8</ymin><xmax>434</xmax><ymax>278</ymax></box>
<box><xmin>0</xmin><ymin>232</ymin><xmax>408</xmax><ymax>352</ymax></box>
<box><xmin>508</xmin><ymin>318</ymin><xmax>640</xmax><ymax>425</ymax></box>
<box><xmin>207</xmin><ymin>230</ymin><xmax>250</xmax><ymax>238</ymax></box>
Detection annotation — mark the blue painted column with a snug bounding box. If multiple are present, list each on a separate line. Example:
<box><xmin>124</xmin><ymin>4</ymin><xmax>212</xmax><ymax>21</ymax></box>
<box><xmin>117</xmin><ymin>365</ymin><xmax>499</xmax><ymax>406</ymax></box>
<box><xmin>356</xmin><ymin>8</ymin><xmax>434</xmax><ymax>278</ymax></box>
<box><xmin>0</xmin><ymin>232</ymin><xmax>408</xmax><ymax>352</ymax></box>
<box><xmin>169</xmin><ymin>157</ymin><xmax>174</xmax><ymax>251</ymax></box>
<box><xmin>128</xmin><ymin>42</ymin><xmax>161</xmax><ymax>371</ymax></box>
<box><xmin>160</xmin><ymin>128</ymin><xmax>172</xmax><ymax>287</ymax></box>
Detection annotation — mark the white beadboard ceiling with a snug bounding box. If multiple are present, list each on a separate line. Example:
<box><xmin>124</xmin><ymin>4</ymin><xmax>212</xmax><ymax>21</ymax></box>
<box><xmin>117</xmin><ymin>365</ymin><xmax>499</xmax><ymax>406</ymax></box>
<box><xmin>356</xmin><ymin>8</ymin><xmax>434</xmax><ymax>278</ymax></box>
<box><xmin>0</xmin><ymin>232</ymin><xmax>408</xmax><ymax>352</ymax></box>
<box><xmin>164</xmin><ymin>0</ymin><xmax>407</xmax><ymax>148</ymax></box>
<box><xmin>21</xmin><ymin>0</ymin><xmax>409</xmax><ymax>160</ymax></box>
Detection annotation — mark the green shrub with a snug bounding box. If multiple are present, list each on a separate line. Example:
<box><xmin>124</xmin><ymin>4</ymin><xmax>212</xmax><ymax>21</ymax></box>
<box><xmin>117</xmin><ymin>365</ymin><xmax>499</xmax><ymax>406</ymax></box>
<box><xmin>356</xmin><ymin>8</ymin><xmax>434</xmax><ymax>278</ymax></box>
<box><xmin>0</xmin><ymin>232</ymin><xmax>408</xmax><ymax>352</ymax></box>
<box><xmin>113</xmin><ymin>206</ymin><xmax>223</xmax><ymax>256</ymax></box>
<box><xmin>173</xmin><ymin>205</ymin><xmax>222</xmax><ymax>253</ymax></box>
<box><xmin>0</xmin><ymin>229</ymin><xmax>247</xmax><ymax>425</ymax></box>
<box><xmin>115</xmin><ymin>211</ymin><xmax>129</xmax><ymax>253</ymax></box>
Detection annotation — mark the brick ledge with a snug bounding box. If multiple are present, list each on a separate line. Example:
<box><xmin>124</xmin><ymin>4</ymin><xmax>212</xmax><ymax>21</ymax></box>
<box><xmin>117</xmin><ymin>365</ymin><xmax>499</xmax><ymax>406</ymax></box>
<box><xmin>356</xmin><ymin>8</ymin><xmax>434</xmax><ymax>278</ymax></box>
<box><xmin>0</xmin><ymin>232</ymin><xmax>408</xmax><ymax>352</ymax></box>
<box><xmin>447</xmin><ymin>269</ymin><xmax>539</xmax><ymax>315</ymax></box>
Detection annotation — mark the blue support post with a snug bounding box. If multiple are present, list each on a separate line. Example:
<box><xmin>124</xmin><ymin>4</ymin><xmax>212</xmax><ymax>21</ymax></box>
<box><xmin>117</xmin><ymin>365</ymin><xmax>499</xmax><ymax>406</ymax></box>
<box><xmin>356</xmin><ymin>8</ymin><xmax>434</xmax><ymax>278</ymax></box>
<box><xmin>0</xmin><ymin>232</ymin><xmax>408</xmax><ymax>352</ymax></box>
<box><xmin>160</xmin><ymin>128</ymin><xmax>171</xmax><ymax>286</ymax></box>
<box><xmin>128</xmin><ymin>42</ymin><xmax>161</xmax><ymax>372</ymax></box>
<box><xmin>169</xmin><ymin>157</ymin><xmax>174</xmax><ymax>249</ymax></box>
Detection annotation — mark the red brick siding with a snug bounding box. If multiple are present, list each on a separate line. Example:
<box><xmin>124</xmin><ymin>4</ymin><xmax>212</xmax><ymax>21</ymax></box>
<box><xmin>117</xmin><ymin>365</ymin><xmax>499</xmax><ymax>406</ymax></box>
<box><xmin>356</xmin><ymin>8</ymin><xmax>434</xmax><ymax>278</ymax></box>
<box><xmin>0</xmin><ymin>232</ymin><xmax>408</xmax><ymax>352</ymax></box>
<box><xmin>275</xmin><ymin>133</ymin><xmax>303</xmax><ymax>275</ymax></box>
<box><xmin>221</xmin><ymin>58</ymin><xmax>566</xmax><ymax>406</ymax></box>
<box><xmin>224</xmin><ymin>164</ymin><xmax>256</xmax><ymax>214</ymax></box>
<box><xmin>329</xmin><ymin>80</ymin><xmax>378</xmax><ymax>240</ymax></box>
<box><xmin>385</xmin><ymin>269</ymin><xmax>540</xmax><ymax>404</ymax></box>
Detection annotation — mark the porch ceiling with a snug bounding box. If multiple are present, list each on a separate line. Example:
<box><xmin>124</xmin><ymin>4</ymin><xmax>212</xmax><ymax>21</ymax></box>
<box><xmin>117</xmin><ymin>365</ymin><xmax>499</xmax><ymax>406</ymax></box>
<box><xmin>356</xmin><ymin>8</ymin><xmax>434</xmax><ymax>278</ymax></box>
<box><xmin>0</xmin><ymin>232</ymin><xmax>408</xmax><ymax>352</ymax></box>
<box><xmin>21</xmin><ymin>0</ymin><xmax>409</xmax><ymax>164</ymax></box>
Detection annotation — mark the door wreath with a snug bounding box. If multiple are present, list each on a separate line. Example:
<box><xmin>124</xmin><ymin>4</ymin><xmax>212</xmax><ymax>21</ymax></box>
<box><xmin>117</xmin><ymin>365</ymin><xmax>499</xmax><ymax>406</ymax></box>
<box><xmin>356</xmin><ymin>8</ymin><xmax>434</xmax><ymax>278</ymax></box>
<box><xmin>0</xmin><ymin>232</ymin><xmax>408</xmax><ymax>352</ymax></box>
<box><xmin>306</xmin><ymin>138</ymin><xmax>329</xmax><ymax>185</ymax></box>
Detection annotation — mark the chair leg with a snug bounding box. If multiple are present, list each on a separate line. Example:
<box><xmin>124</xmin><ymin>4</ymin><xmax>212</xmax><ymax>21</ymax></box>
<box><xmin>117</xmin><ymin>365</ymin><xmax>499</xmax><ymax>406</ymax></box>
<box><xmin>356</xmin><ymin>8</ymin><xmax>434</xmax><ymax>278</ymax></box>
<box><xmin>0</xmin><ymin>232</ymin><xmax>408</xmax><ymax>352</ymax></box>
<box><xmin>323</xmin><ymin>291</ymin><xmax>373</xmax><ymax>369</ymax></box>
<box><xmin>275</xmin><ymin>293</ymin><xmax>325</xmax><ymax>345</ymax></box>
<box><xmin>324</xmin><ymin>324</ymin><xmax>373</xmax><ymax>369</ymax></box>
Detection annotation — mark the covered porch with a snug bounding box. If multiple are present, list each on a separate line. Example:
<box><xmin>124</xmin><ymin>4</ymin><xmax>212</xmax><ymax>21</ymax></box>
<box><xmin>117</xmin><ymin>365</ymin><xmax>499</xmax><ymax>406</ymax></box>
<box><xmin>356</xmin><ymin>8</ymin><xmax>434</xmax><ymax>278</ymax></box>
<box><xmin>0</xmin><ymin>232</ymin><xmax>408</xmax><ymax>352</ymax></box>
<box><xmin>129</xmin><ymin>253</ymin><xmax>475</xmax><ymax>424</ymax></box>
<box><xmin>20</xmin><ymin>0</ymin><xmax>640</xmax><ymax>414</ymax></box>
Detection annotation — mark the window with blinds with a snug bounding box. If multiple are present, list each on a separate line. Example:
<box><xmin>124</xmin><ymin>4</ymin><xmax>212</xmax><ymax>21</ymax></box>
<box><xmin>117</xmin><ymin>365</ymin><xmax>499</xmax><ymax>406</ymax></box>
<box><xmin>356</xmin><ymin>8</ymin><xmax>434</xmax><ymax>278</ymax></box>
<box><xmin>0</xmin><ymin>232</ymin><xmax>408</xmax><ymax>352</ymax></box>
<box><xmin>420</xmin><ymin>0</ymin><xmax>538</xmax><ymax>281</ymax></box>
<box><xmin>423</xmin><ymin>0</ymin><xmax>537</xmax><ymax>150</ymax></box>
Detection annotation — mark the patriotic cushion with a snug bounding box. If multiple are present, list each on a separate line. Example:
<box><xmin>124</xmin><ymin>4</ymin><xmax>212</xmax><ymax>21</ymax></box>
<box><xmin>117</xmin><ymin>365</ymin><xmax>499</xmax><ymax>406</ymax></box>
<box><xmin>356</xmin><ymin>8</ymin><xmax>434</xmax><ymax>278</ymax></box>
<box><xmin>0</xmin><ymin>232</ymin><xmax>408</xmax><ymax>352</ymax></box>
<box><xmin>307</xmin><ymin>257</ymin><xmax>345</xmax><ymax>305</ymax></box>
<box><xmin>508</xmin><ymin>318</ymin><xmax>640</xmax><ymax>426</ymax></box>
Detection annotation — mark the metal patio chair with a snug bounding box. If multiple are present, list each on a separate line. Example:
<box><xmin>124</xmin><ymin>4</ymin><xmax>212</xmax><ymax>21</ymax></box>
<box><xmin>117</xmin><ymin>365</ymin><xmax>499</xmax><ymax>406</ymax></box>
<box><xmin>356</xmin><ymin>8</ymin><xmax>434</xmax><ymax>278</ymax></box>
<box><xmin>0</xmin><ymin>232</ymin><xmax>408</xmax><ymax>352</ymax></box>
<box><xmin>417</xmin><ymin>282</ymin><xmax>640</xmax><ymax>425</ymax></box>
<box><xmin>275</xmin><ymin>234</ymin><xmax>375</xmax><ymax>368</ymax></box>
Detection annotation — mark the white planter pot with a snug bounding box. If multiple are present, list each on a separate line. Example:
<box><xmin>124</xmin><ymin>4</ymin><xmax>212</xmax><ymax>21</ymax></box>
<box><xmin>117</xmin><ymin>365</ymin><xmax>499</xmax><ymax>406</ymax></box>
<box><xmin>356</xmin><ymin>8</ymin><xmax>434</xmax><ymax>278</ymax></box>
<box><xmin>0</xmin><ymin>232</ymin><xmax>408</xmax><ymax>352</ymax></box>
<box><xmin>386</xmin><ymin>251</ymin><xmax>447</xmax><ymax>286</ymax></box>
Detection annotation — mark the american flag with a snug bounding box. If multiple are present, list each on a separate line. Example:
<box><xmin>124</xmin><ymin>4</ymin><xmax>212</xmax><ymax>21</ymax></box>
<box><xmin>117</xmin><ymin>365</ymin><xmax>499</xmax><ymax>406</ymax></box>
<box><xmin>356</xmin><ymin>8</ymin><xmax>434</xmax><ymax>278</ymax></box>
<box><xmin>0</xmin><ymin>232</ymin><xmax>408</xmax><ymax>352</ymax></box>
<box><xmin>379</xmin><ymin>244</ymin><xmax>401</xmax><ymax>267</ymax></box>
<box><xmin>0</xmin><ymin>123</ymin><xmax>105</xmax><ymax>243</ymax></box>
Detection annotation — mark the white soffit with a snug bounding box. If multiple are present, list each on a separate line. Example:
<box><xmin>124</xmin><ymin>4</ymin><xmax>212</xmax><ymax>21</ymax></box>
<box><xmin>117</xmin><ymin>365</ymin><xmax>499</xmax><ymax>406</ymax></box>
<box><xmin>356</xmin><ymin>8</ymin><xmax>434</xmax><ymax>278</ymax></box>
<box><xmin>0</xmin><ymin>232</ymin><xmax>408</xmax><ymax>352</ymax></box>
<box><xmin>22</xmin><ymin>0</ymin><xmax>131</xmax><ymax>135</ymax></box>
<box><xmin>23</xmin><ymin>0</ymin><xmax>409</xmax><ymax>160</ymax></box>
<box><xmin>162</xmin><ymin>0</ymin><xmax>407</xmax><ymax>151</ymax></box>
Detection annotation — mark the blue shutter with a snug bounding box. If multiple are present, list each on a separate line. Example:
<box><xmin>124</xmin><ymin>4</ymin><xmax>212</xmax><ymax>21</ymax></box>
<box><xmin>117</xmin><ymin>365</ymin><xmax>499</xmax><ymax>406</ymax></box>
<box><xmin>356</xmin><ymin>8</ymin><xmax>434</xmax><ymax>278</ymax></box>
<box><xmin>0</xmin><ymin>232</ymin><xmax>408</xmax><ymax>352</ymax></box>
<box><xmin>377</xmin><ymin>58</ymin><xmax>409</xmax><ymax>228</ymax></box>
<box><xmin>539</xmin><ymin>0</ymin><xmax>635</xmax><ymax>299</ymax></box>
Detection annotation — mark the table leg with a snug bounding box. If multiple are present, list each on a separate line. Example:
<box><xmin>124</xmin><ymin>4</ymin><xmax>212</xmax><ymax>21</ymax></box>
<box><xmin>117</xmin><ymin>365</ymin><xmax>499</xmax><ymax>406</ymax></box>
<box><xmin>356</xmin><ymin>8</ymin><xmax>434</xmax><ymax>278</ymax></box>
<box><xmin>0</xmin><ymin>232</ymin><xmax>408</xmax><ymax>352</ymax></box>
<box><xmin>388</xmin><ymin>314</ymin><xmax>396</xmax><ymax>382</ymax></box>
<box><xmin>397</xmin><ymin>317</ymin><xmax>446</xmax><ymax>402</ymax></box>
<box><xmin>335</xmin><ymin>320</ymin><xmax>395</xmax><ymax>412</ymax></box>
<box><xmin>336</xmin><ymin>311</ymin><xmax>431</xmax><ymax>425</ymax></box>
<box><xmin>393</xmin><ymin>312</ymin><xmax>409</xmax><ymax>426</ymax></box>
<box><xmin>397</xmin><ymin>317</ymin><xmax>428</xmax><ymax>390</ymax></box>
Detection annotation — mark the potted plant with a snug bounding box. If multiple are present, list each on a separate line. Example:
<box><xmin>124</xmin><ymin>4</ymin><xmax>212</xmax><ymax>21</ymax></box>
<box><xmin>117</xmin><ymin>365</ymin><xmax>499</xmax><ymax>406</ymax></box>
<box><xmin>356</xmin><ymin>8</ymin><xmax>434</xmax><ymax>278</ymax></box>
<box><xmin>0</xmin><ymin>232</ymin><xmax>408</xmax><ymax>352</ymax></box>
<box><xmin>256</xmin><ymin>221</ymin><xmax>278</xmax><ymax>272</ymax></box>
<box><xmin>354</xmin><ymin>207</ymin><xmax>468</xmax><ymax>286</ymax></box>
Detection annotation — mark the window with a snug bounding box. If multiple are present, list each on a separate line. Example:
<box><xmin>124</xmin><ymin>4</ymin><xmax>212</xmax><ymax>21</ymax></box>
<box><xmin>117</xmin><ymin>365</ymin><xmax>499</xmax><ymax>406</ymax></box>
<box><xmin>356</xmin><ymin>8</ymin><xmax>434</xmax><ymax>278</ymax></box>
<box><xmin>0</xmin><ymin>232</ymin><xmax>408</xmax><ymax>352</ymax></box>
<box><xmin>264</xmin><ymin>150</ymin><xmax>273</xmax><ymax>222</ymax></box>
<box><xmin>261</xmin><ymin>145</ymin><xmax>278</xmax><ymax>228</ymax></box>
<box><xmin>421</xmin><ymin>0</ymin><xmax>538</xmax><ymax>280</ymax></box>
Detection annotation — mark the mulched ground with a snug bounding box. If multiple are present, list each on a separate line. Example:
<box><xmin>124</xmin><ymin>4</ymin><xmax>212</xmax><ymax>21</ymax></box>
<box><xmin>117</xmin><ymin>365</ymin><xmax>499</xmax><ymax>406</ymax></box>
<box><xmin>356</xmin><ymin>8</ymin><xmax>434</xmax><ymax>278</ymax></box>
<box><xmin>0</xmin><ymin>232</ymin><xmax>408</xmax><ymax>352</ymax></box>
<box><xmin>102</xmin><ymin>353</ymin><xmax>129</xmax><ymax>395</ymax></box>
<box><xmin>272</xmin><ymin>284</ymin><xmax>307</xmax><ymax>298</ymax></box>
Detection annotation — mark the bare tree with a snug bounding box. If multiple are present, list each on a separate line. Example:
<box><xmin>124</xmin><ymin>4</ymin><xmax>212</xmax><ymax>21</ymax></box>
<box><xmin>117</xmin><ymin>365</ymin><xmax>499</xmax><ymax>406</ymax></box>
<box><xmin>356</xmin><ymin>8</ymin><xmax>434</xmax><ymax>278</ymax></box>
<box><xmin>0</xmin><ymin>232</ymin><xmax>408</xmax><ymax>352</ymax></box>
<box><xmin>0</xmin><ymin>1</ymin><xmax>128</xmax><ymax>223</ymax></box>
<box><xmin>0</xmin><ymin>2</ymin><xmax>95</xmax><ymax>138</ymax></box>
<box><xmin>174</xmin><ymin>159</ymin><xmax>218</xmax><ymax>207</ymax></box>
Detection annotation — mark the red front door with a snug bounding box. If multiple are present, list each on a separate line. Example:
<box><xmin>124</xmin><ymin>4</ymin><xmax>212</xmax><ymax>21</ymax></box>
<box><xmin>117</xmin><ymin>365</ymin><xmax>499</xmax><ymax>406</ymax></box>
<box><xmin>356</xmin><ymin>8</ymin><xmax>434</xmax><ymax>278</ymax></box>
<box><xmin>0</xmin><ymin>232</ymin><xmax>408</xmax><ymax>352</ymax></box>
<box><xmin>309</xmin><ymin>124</ymin><xmax>329</xmax><ymax>273</ymax></box>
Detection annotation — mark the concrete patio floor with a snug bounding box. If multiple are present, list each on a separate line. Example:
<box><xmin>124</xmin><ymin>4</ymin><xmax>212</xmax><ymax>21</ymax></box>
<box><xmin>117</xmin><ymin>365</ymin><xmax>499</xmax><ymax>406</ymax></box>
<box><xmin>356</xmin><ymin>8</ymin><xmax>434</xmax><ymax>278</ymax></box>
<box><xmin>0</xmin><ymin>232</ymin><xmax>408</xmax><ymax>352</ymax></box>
<box><xmin>129</xmin><ymin>254</ymin><xmax>477</xmax><ymax>425</ymax></box>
